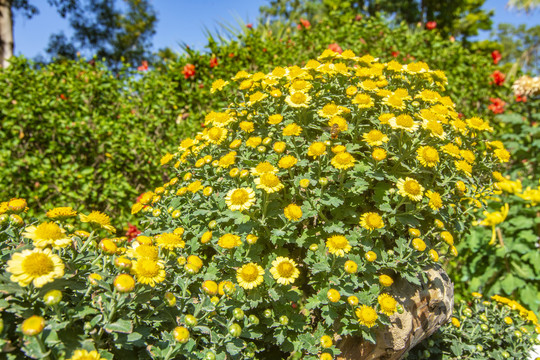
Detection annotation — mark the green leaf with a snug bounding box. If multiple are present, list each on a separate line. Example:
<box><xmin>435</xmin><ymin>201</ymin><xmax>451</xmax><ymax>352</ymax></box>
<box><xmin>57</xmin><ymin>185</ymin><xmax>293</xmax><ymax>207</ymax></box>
<box><xmin>104</xmin><ymin>319</ymin><xmax>133</xmax><ymax>334</ymax></box>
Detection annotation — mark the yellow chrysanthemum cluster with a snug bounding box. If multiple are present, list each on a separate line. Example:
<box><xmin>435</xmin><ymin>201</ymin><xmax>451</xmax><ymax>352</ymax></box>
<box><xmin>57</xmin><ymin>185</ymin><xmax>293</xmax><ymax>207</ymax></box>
<box><xmin>130</xmin><ymin>49</ymin><xmax>505</xmax><ymax>354</ymax></box>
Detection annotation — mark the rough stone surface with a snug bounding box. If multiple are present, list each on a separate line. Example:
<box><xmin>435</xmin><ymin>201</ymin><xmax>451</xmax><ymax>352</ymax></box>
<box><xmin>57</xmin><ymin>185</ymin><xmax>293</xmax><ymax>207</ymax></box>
<box><xmin>337</xmin><ymin>265</ymin><xmax>454</xmax><ymax>360</ymax></box>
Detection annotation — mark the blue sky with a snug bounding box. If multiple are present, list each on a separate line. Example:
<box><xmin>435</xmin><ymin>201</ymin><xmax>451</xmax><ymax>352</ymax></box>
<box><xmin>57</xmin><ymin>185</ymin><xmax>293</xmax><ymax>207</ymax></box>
<box><xmin>12</xmin><ymin>0</ymin><xmax>539</xmax><ymax>59</ymax></box>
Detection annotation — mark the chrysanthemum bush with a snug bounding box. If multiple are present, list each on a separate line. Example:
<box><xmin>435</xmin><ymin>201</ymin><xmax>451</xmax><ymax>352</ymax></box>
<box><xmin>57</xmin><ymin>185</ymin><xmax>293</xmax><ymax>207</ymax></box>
<box><xmin>1</xmin><ymin>50</ymin><xmax>512</xmax><ymax>359</ymax></box>
<box><xmin>406</xmin><ymin>293</ymin><xmax>540</xmax><ymax>360</ymax></box>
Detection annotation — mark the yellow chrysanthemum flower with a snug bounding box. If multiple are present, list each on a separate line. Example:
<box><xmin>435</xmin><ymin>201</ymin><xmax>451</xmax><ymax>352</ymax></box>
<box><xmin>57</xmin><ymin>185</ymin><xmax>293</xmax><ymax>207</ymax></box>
<box><xmin>218</xmin><ymin>151</ymin><xmax>237</xmax><ymax>168</ymax></box>
<box><xmin>8</xmin><ymin>198</ymin><xmax>27</xmax><ymax>212</ymax></box>
<box><xmin>131</xmin><ymin>258</ymin><xmax>166</xmax><ymax>287</ymax></box>
<box><xmin>68</xmin><ymin>349</ymin><xmax>106</xmax><ymax>360</ymax></box>
<box><xmin>255</xmin><ymin>173</ymin><xmax>284</xmax><ymax>193</ymax></box>
<box><xmin>218</xmin><ymin>233</ymin><xmax>242</xmax><ymax>249</ymax></box>
<box><xmin>270</xmin><ymin>257</ymin><xmax>300</xmax><ymax>285</ymax></box>
<box><xmin>416</xmin><ymin>146</ymin><xmax>439</xmax><ymax>167</ymax></box>
<box><xmin>466</xmin><ymin>117</ymin><xmax>492</xmax><ymax>132</ymax></box>
<box><xmin>284</xmin><ymin>204</ymin><xmax>302</xmax><ymax>221</ymax></box>
<box><xmin>21</xmin><ymin>315</ymin><xmax>46</xmax><ymax>336</ymax></box>
<box><xmin>454</xmin><ymin>160</ymin><xmax>472</xmax><ymax>177</ymax></box>
<box><xmin>79</xmin><ymin>211</ymin><xmax>115</xmax><ymax>233</ymax></box>
<box><xmin>326</xmin><ymin>235</ymin><xmax>351</xmax><ymax>257</ymax></box>
<box><xmin>204</xmin><ymin>126</ymin><xmax>228</xmax><ymax>145</ymax></box>
<box><xmin>22</xmin><ymin>222</ymin><xmax>71</xmax><ymax>248</ymax></box>
<box><xmin>268</xmin><ymin>114</ymin><xmax>283</xmax><ymax>125</ymax></box>
<box><xmin>352</xmin><ymin>93</ymin><xmax>374</xmax><ymax>109</ymax></box>
<box><xmin>46</xmin><ymin>206</ymin><xmax>77</xmax><ymax>219</ymax></box>
<box><xmin>372</xmin><ymin>148</ymin><xmax>387</xmax><ymax>161</ymax></box>
<box><xmin>251</xmin><ymin>161</ymin><xmax>277</xmax><ymax>176</ymax></box>
<box><xmin>155</xmin><ymin>233</ymin><xmax>185</xmax><ymax>250</ymax></box>
<box><xmin>328</xmin><ymin>116</ymin><xmax>348</xmax><ymax>132</ymax></box>
<box><xmin>359</xmin><ymin>212</ymin><xmax>384</xmax><ymax>231</ymax></box>
<box><xmin>285</xmin><ymin>92</ymin><xmax>311</xmax><ymax>108</ymax></box>
<box><xmin>239</xmin><ymin>121</ymin><xmax>255</xmax><ymax>133</ymax></box>
<box><xmin>126</xmin><ymin>243</ymin><xmax>159</xmax><ymax>260</ymax></box>
<box><xmin>330</xmin><ymin>152</ymin><xmax>355</xmax><ymax>170</ymax></box>
<box><xmin>7</xmin><ymin>248</ymin><xmax>65</xmax><ymax>288</ymax></box>
<box><xmin>397</xmin><ymin>177</ymin><xmax>424</xmax><ymax>201</ymax></box>
<box><xmin>378</xmin><ymin>293</ymin><xmax>397</xmax><ymax>316</ymax></box>
<box><xmin>278</xmin><ymin>155</ymin><xmax>298</xmax><ymax>169</ymax></box>
<box><xmin>307</xmin><ymin>142</ymin><xmax>326</xmax><ymax>158</ymax></box>
<box><xmin>362</xmin><ymin>130</ymin><xmax>389</xmax><ymax>146</ymax></box>
<box><xmin>225</xmin><ymin>188</ymin><xmax>256</xmax><ymax>211</ymax></box>
<box><xmin>317</xmin><ymin>103</ymin><xmax>341</xmax><ymax>118</ymax></box>
<box><xmin>426</xmin><ymin>190</ymin><xmax>443</xmax><ymax>211</ymax></box>
<box><xmin>282</xmin><ymin>123</ymin><xmax>303</xmax><ymax>136</ymax></box>
<box><xmin>388</xmin><ymin>114</ymin><xmax>418</xmax><ymax>132</ymax></box>
<box><xmin>356</xmin><ymin>305</ymin><xmax>378</xmax><ymax>328</ymax></box>
<box><xmin>210</xmin><ymin>79</ymin><xmax>229</xmax><ymax>93</ymax></box>
<box><xmin>236</xmin><ymin>263</ymin><xmax>264</xmax><ymax>290</ymax></box>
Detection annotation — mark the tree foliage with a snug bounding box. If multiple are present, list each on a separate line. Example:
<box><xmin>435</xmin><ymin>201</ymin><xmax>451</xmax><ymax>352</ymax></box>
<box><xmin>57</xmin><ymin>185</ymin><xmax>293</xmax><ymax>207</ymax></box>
<box><xmin>259</xmin><ymin>0</ymin><xmax>493</xmax><ymax>37</ymax></box>
<box><xmin>46</xmin><ymin>0</ymin><xmax>156</xmax><ymax>69</ymax></box>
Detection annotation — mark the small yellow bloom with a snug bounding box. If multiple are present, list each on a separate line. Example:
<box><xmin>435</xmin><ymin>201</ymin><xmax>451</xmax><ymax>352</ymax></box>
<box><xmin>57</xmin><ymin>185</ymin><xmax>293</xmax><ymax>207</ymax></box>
<box><xmin>237</xmin><ymin>263</ymin><xmax>264</xmax><ymax>290</ymax></box>
<box><xmin>284</xmin><ymin>204</ymin><xmax>303</xmax><ymax>221</ymax></box>
<box><xmin>270</xmin><ymin>257</ymin><xmax>300</xmax><ymax>285</ymax></box>
<box><xmin>326</xmin><ymin>235</ymin><xmax>351</xmax><ymax>257</ymax></box>
<box><xmin>359</xmin><ymin>212</ymin><xmax>384</xmax><ymax>231</ymax></box>
<box><xmin>356</xmin><ymin>305</ymin><xmax>378</xmax><ymax>328</ymax></box>
<box><xmin>21</xmin><ymin>315</ymin><xmax>45</xmax><ymax>336</ymax></box>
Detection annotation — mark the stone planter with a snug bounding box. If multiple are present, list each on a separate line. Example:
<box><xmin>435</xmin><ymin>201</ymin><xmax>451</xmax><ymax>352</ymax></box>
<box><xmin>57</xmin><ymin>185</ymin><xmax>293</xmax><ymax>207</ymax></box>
<box><xmin>337</xmin><ymin>265</ymin><xmax>453</xmax><ymax>360</ymax></box>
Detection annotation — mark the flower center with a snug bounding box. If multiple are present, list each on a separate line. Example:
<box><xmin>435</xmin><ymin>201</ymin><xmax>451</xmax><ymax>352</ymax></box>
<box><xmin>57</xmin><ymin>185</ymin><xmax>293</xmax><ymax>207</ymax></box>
<box><xmin>331</xmin><ymin>236</ymin><xmax>348</xmax><ymax>249</ymax></box>
<box><xmin>355</xmin><ymin>94</ymin><xmax>370</xmax><ymax>104</ymax></box>
<box><xmin>404</xmin><ymin>180</ymin><xmax>421</xmax><ymax>195</ymax></box>
<box><xmin>137</xmin><ymin>259</ymin><xmax>160</xmax><ymax>277</ymax></box>
<box><xmin>322</xmin><ymin>104</ymin><xmax>338</xmax><ymax>115</ymax></box>
<box><xmin>230</xmin><ymin>189</ymin><xmax>249</xmax><ymax>204</ymax></box>
<box><xmin>277</xmin><ymin>262</ymin><xmax>294</xmax><ymax>277</ymax></box>
<box><xmin>381</xmin><ymin>297</ymin><xmax>396</xmax><ymax>310</ymax></box>
<box><xmin>396</xmin><ymin>115</ymin><xmax>413</xmax><ymax>127</ymax></box>
<box><xmin>260</xmin><ymin>173</ymin><xmax>280</xmax><ymax>187</ymax></box>
<box><xmin>336</xmin><ymin>153</ymin><xmax>351</xmax><ymax>164</ymax></box>
<box><xmin>367</xmin><ymin>130</ymin><xmax>382</xmax><ymax>141</ymax></box>
<box><xmin>208</xmin><ymin>127</ymin><xmax>223</xmax><ymax>140</ymax></box>
<box><xmin>367</xmin><ymin>214</ymin><xmax>381</xmax><ymax>227</ymax></box>
<box><xmin>34</xmin><ymin>222</ymin><xmax>64</xmax><ymax>240</ymax></box>
<box><xmin>22</xmin><ymin>253</ymin><xmax>54</xmax><ymax>276</ymax></box>
<box><xmin>241</xmin><ymin>265</ymin><xmax>258</xmax><ymax>281</ymax></box>
<box><xmin>423</xmin><ymin>148</ymin><xmax>439</xmax><ymax>162</ymax></box>
<box><xmin>359</xmin><ymin>307</ymin><xmax>376</xmax><ymax>321</ymax></box>
<box><xmin>291</xmin><ymin>92</ymin><xmax>306</xmax><ymax>104</ymax></box>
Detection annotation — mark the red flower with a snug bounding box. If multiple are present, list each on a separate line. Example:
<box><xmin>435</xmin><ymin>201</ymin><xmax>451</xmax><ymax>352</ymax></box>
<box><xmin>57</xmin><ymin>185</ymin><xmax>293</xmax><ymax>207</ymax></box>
<box><xmin>328</xmin><ymin>43</ymin><xmax>343</xmax><ymax>54</ymax></box>
<box><xmin>391</xmin><ymin>51</ymin><xmax>400</xmax><ymax>58</ymax></box>
<box><xmin>228</xmin><ymin>53</ymin><xmax>235</xmax><ymax>58</ymax></box>
<box><xmin>491</xmin><ymin>50</ymin><xmax>502</xmax><ymax>65</ymax></box>
<box><xmin>60</xmin><ymin>94</ymin><xmax>67</xmax><ymax>100</ymax></box>
<box><xmin>490</xmin><ymin>70</ymin><xmax>505</xmax><ymax>86</ymax></box>
<box><xmin>516</xmin><ymin>95</ymin><xmax>527</xmax><ymax>103</ymax></box>
<box><xmin>246</xmin><ymin>23</ymin><xmax>253</xmax><ymax>29</ymax></box>
<box><xmin>198</xmin><ymin>84</ymin><xmax>204</xmax><ymax>89</ymax></box>
<box><xmin>488</xmin><ymin>97</ymin><xmax>505</xmax><ymax>114</ymax></box>
<box><xmin>183</xmin><ymin>63</ymin><xmax>196</xmax><ymax>79</ymax></box>
<box><xmin>125</xmin><ymin>223</ymin><xmax>141</xmax><ymax>241</ymax></box>
<box><xmin>426</xmin><ymin>21</ymin><xmax>437</xmax><ymax>30</ymax></box>
<box><xmin>355</xmin><ymin>14</ymin><xmax>363</xmax><ymax>21</ymax></box>
<box><xmin>137</xmin><ymin>60</ymin><xmax>148</xmax><ymax>71</ymax></box>
<box><xmin>209</xmin><ymin>56</ymin><xmax>218</xmax><ymax>68</ymax></box>
<box><xmin>297</xmin><ymin>18</ymin><xmax>311</xmax><ymax>30</ymax></box>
